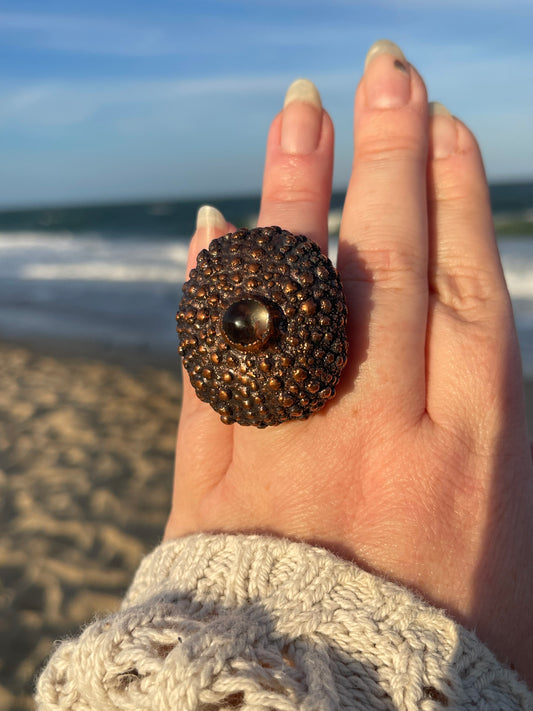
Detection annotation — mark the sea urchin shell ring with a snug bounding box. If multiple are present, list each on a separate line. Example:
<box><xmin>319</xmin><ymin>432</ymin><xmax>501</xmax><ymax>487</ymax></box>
<box><xmin>176</xmin><ymin>226</ymin><xmax>348</xmax><ymax>427</ymax></box>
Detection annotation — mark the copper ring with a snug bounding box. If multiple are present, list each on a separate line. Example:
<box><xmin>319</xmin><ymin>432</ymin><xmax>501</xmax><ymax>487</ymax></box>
<box><xmin>176</xmin><ymin>226</ymin><xmax>348</xmax><ymax>427</ymax></box>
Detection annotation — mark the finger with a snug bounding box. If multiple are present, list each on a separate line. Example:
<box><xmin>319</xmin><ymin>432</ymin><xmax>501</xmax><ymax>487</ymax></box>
<box><xmin>427</xmin><ymin>103</ymin><xmax>507</xmax><ymax>306</ymax></box>
<box><xmin>184</xmin><ymin>205</ymin><xmax>235</xmax><ymax>274</ymax></box>
<box><xmin>338</xmin><ymin>40</ymin><xmax>429</xmax><ymax>417</ymax></box>
<box><xmin>170</xmin><ymin>206</ymin><xmax>235</xmax><ymax>532</ymax></box>
<box><xmin>233</xmin><ymin>83</ymin><xmax>334</xmax><ymax>466</ymax></box>
<box><xmin>258</xmin><ymin>78</ymin><xmax>334</xmax><ymax>254</ymax></box>
<box><xmin>180</xmin><ymin>205</ymin><xmax>236</xmax><ymax>430</ymax></box>
<box><xmin>425</xmin><ymin>105</ymin><xmax>523</xmax><ymax>423</ymax></box>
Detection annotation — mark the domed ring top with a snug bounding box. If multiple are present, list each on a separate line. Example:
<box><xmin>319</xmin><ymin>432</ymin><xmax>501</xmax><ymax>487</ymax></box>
<box><xmin>176</xmin><ymin>226</ymin><xmax>348</xmax><ymax>427</ymax></box>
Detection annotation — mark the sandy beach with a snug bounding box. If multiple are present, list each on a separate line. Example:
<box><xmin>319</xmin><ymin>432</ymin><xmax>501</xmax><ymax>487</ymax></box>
<box><xmin>1</xmin><ymin>339</ymin><xmax>532</xmax><ymax>710</ymax></box>
<box><xmin>0</xmin><ymin>341</ymin><xmax>181</xmax><ymax>710</ymax></box>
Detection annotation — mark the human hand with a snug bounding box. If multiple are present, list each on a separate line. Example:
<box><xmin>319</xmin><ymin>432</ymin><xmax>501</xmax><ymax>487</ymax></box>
<box><xmin>165</xmin><ymin>40</ymin><xmax>533</xmax><ymax>684</ymax></box>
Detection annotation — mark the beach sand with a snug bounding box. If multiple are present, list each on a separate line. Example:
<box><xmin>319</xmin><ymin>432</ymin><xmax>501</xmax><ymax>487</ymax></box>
<box><xmin>1</xmin><ymin>340</ymin><xmax>532</xmax><ymax>710</ymax></box>
<box><xmin>0</xmin><ymin>341</ymin><xmax>180</xmax><ymax>710</ymax></box>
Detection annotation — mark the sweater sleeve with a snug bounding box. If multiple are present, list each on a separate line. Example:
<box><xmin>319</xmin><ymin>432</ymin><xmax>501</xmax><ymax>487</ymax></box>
<box><xmin>35</xmin><ymin>533</ymin><xmax>532</xmax><ymax>710</ymax></box>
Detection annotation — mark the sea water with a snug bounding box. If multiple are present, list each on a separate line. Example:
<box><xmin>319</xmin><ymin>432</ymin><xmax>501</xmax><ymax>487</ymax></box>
<box><xmin>0</xmin><ymin>184</ymin><xmax>532</xmax><ymax>374</ymax></box>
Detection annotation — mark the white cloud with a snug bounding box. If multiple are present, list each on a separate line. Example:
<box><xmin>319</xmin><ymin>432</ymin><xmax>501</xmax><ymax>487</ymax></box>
<box><xmin>1</xmin><ymin>38</ymin><xmax>531</xmax><ymax>132</ymax></box>
<box><xmin>0</xmin><ymin>10</ymin><xmax>361</xmax><ymax>57</ymax></box>
<box><xmin>0</xmin><ymin>73</ymin><xmax>319</xmax><ymax>128</ymax></box>
<box><xmin>0</xmin><ymin>11</ymin><xmax>185</xmax><ymax>57</ymax></box>
<box><xmin>220</xmin><ymin>0</ymin><xmax>532</xmax><ymax>12</ymax></box>
<box><xmin>2</xmin><ymin>7</ymin><xmax>531</xmax><ymax>65</ymax></box>
<box><xmin>0</xmin><ymin>8</ymin><xmax>531</xmax><ymax>204</ymax></box>
<box><xmin>0</xmin><ymin>10</ymin><xmax>336</xmax><ymax>57</ymax></box>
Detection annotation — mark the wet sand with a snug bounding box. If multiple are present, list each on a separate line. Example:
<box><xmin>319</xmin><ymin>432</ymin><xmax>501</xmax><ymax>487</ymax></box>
<box><xmin>1</xmin><ymin>339</ymin><xmax>532</xmax><ymax>710</ymax></box>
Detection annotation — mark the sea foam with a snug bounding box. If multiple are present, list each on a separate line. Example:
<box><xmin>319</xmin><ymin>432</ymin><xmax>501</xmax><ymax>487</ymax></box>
<box><xmin>1</xmin><ymin>230</ymin><xmax>533</xmax><ymax>374</ymax></box>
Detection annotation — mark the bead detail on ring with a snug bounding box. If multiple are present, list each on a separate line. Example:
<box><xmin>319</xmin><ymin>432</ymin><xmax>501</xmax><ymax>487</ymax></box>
<box><xmin>222</xmin><ymin>299</ymin><xmax>274</xmax><ymax>351</ymax></box>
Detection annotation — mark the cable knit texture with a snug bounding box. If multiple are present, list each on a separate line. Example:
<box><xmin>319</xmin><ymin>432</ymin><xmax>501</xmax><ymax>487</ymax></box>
<box><xmin>35</xmin><ymin>534</ymin><xmax>532</xmax><ymax>710</ymax></box>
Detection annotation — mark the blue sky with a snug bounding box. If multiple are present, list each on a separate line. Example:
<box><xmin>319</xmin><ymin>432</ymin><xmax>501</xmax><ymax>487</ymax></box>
<box><xmin>1</xmin><ymin>0</ymin><xmax>532</xmax><ymax>208</ymax></box>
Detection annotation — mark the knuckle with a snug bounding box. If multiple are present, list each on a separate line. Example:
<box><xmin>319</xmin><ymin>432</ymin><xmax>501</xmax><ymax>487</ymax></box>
<box><xmin>429</xmin><ymin>181</ymin><xmax>487</xmax><ymax>214</ymax></box>
<box><xmin>355</xmin><ymin>114</ymin><xmax>425</xmax><ymax>164</ymax></box>
<box><xmin>432</xmin><ymin>265</ymin><xmax>508</xmax><ymax>317</ymax></box>
<box><xmin>266</xmin><ymin>186</ymin><xmax>323</xmax><ymax>208</ymax></box>
<box><xmin>356</xmin><ymin>139</ymin><xmax>421</xmax><ymax>165</ymax></box>
<box><xmin>264</xmin><ymin>157</ymin><xmax>325</xmax><ymax>206</ymax></box>
<box><xmin>265</xmin><ymin>178</ymin><xmax>324</xmax><ymax>209</ymax></box>
<box><xmin>341</xmin><ymin>240</ymin><xmax>425</xmax><ymax>289</ymax></box>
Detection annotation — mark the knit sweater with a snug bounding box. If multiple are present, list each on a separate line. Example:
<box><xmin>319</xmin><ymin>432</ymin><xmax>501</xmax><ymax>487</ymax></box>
<box><xmin>35</xmin><ymin>534</ymin><xmax>532</xmax><ymax>710</ymax></box>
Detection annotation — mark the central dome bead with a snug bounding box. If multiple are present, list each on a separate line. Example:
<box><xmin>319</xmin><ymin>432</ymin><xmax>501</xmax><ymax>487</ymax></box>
<box><xmin>222</xmin><ymin>298</ymin><xmax>273</xmax><ymax>350</ymax></box>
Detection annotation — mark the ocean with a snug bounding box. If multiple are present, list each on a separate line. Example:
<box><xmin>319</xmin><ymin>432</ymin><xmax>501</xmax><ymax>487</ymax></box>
<box><xmin>0</xmin><ymin>182</ymin><xmax>532</xmax><ymax>374</ymax></box>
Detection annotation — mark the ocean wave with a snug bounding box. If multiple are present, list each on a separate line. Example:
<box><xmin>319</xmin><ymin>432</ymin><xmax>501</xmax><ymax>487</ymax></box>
<box><xmin>0</xmin><ymin>231</ymin><xmax>80</xmax><ymax>251</ymax></box>
<box><xmin>1</xmin><ymin>230</ymin><xmax>533</xmax><ymax>374</ymax></box>
<box><xmin>504</xmin><ymin>271</ymin><xmax>533</xmax><ymax>299</ymax></box>
<box><xmin>21</xmin><ymin>262</ymin><xmax>183</xmax><ymax>283</ymax></box>
<box><xmin>2</xmin><ymin>231</ymin><xmax>533</xmax><ymax>301</ymax></box>
<box><xmin>0</xmin><ymin>231</ymin><xmax>189</xmax><ymax>283</ymax></box>
<box><xmin>500</xmin><ymin>238</ymin><xmax>533</xmax><ymax>299</ymax></box>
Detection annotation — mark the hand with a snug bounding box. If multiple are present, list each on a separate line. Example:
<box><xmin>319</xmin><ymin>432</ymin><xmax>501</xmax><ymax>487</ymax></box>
<box><xmin>165</xmin><ymin>40</ymin><xmax>533</xmax><ymax>684</ymax></box>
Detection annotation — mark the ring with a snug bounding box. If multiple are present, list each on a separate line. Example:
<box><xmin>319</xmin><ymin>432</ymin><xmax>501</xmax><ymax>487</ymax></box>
<box><xmin>176</xmin><ymin>226</ymin><xmax>348</xmax><ymax>427</ymax></box>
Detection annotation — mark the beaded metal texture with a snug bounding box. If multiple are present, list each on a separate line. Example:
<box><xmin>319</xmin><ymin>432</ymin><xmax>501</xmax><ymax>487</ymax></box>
<box><xmin>176</xmin><ymin>226</ymin><xmax>348</xmax><ymax>427</ymax></box>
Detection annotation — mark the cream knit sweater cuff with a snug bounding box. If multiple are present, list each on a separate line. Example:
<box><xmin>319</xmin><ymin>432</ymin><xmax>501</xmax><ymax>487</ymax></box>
<box><xmin>36</xmin><ymin>533</ymin><xmax>532</xmax><ymax>710</ymax></box>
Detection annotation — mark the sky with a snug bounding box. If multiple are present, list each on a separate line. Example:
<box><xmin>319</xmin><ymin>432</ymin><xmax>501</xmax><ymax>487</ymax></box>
<box><xmin>0</xmin><ymin>0</ymin><xmax>532</xmax><ymax>208</ymax></box>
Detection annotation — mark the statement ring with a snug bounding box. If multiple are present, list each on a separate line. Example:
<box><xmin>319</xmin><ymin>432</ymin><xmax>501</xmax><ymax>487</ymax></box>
<box><xmin>176</xmin><ymin>226</ymin><xmax>348</xmax><ymax>427</ymax></box>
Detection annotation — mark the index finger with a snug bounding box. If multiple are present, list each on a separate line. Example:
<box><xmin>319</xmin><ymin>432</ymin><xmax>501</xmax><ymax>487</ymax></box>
<box><xmin>167</xmin><ymin>207</ymin><xmax>235</xmax><ymax>538</ymax></box>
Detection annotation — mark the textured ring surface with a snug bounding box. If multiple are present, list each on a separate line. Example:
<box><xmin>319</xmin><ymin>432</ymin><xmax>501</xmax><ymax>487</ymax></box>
<box><xmin>176</xmin><ymin>226</ymin><xmax>348</xmax><ymax>427</ymax></box>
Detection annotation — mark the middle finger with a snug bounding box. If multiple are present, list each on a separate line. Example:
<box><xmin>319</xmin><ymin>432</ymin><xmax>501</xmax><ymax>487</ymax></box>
<box><xmin>339</xmin><ymin>41</ymin><xmax>429</xmax><ymax>418</ymax></box>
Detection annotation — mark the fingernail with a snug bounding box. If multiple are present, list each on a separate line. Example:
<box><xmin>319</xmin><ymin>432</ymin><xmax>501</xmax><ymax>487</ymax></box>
<box><xmin>429</xmin><ymin>101</ymin><xmax>457</xmax><ymax>159</ymax></box>
<box><xmin>196</xmin><ymin>205</ymin><xmax>226</xmax><ymax>233</ymax></box>
<box><xmin>283</xmin><ymin>78</ymin><xmax>321</xmax><ymax>109</ymax></box>
<box><xmin>364</xmin><ymin>39</ymin><xmax>410</xmax><ymax>109</ymax></box>
<box><xmin>281</xmin><ymin>78</ymin><xmax>323</xmax><ymax>155</ymax></box>
<box><xmin>364</xmin><ymin>39</ymin><xmax>407</xmax><ymax>71</ymax></box>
